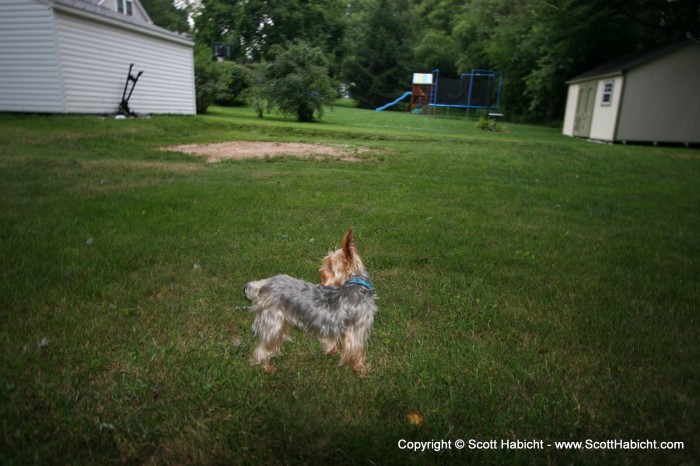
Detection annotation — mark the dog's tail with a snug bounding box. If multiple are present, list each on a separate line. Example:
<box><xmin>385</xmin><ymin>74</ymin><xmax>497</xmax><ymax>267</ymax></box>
<box><xmin>243</xmin><ymin>280</ymin><xmax>264</xmax><ymax>300</ymax></box>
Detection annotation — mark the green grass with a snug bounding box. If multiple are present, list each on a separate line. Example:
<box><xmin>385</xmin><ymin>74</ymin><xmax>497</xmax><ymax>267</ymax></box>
<box><xmin>1</xmin><ymin>106</ymin><xmax>698</xmax><ymax>465</ymax></box>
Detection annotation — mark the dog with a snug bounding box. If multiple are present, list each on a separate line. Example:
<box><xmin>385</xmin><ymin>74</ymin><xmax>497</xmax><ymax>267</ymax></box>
<box><xmin>243</xmin><ymin>229</ymin><xmax>377</xmax><ymax>376</ymax></box>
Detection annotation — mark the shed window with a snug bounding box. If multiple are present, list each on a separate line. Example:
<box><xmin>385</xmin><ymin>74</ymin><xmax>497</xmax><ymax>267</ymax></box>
<box><xmin>601</xmin><ymin>81</ymin><xmax>613</xmax><ymax>106</ymax></box>
<box><xmin>116</xmin><ymin>0</ymin><xmax>133</xmax><ymax>16</ymax></box>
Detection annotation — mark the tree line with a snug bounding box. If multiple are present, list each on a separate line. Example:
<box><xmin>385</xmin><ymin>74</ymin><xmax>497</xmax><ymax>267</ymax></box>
<box><xmin>145</xmin><ymin>0</ymin><xmax>700</xmax><ymax>122</ymax></box>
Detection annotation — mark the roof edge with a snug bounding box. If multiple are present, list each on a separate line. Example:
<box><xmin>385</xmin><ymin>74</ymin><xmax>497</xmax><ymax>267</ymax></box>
<box><xmin>566</xmin><ymin>71</ymin><xmax>623</xmax><ymax>85</ymax></box>
<box><xmin>51</xmin><ymin>0</ymin><xmax>193</xmax><ymax>47</ymax></box>
<box><xmin>566</xmin><ymin>39</ymin><xmax>699</xmax><ymax>84</ymax></box>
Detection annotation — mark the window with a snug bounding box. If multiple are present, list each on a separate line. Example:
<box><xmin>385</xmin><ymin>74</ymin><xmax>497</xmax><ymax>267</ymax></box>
<box><xmin>601</xmin><ymin>81</ymin><xmax>613</xmax><ymax>106</ymax></box>
<box><xmin>116</xmin><ymin>0</ymin><xmax>133</xmax><ymax>16</ymax></box>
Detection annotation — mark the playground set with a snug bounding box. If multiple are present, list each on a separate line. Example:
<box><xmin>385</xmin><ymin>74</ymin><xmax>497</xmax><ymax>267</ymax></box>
<box><xmin>376</xmin><ymin>69</ymin><xmax>503</xmax><ymax>116</ymax></box>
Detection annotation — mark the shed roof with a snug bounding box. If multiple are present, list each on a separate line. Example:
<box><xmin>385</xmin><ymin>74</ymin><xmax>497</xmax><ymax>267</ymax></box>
<box><xmin>566</xmin><ymin>39</ymin><xmax>700</xmax><ymax>84</ymax></box>
<box><xmin>47</xmin><ymin>0</ymin><xmax>193</xmax><ymax>46</ymax></box>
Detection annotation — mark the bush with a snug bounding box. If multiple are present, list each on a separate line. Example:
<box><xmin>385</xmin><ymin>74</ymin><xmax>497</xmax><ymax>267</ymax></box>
<box><xmin>255</xmin><ymin>41</ymin><xmax>337</xmax><ymax>122</ymax></box>
<box><xmin>476</xmin><ymin>115</ymin><xmax>508</xmax><ymax>133</ymax></box>
<box><xmin>216</xmin><ymin>62</ymin><xmax>252</xmax><ymax>107</ymax></box>
<box><xmin>194</xmin><ymin>48</ymin><xmax>229</xmax><ymax>114</ymax></box>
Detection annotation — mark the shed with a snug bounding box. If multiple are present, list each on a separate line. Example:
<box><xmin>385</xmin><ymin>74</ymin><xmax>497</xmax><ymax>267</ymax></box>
<box><xmin>562</xmin><ymin>40</ymin><xmax>700</xmax><ymax>145</ymax></box>
<box><xmin>0</xmin><ymin>0</ymin><xmax>195</xmax><ymax>115</ymax></box>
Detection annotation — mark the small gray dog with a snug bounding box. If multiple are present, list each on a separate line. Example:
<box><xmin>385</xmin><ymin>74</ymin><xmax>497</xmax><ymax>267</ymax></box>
<box><xmin>243</xmin><ymin>229</ymin><xmax>377</xmax><ymax>376</ymax></box>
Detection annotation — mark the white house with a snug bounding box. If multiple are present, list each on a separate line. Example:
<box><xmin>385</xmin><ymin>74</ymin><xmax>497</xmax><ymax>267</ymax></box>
<box><xmin>0</xmin><ymin>0</ymin><xmax>195</xmax><ymax>115</ymax></box>
<box><xmin>562</xmin><ymin>40</ymin><xmax>700</xmax><ymax>145</ymax></box>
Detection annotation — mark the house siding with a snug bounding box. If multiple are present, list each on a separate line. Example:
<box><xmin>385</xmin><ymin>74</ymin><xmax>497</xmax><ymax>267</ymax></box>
<box><xmin>616</xmin><ymin>45</ymin><xmax>700</xmax><ymax>143</ymax></box>
<box><xmin>0</xmin><ymin>0</ymin><xmax>64</xmax><ymax>112</ymax></box>
<box><xmin>55</xmin><ymin>9</ymin><xmax>195</xmax><ymax>114</ymax></box>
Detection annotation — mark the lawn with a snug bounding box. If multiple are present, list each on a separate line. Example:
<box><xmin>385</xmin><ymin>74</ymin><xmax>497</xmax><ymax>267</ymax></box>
<box><xmin>0</xmin><ymin>106</ymin><xmax>698</xmax><ymax>465</ymax></box>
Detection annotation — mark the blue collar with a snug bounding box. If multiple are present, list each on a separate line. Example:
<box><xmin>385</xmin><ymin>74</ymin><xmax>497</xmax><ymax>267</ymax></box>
<box><xmin>345</xmin><ymin>277</ymin><xmax>374</xmax><ymax>292</ymax></box>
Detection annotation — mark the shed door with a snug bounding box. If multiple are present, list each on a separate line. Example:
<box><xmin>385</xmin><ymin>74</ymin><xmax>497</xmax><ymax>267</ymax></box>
<box><xmin>573</xmin><ymin>82</ymin><xmax>597</xmax><ymax>137</ymax></box>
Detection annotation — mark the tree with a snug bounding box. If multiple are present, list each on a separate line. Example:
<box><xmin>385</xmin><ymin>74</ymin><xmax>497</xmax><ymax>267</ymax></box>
<box><xmin>216</xmin><ymin>62</ymin><xmax>252</xmax><ymax>106</ymax></box>
<box><xmin>194</xmin><ymin>48</ymin><xmax>229</xmax><ymax>113</ymax></box>
<box><xmin>343</xmin><ymin>0</ymin><xmax>414</xmax><ymax>109</ymax></box>
<box><xmin>412</xmin><ymin>0</ymin><xmax>463</xmax><ymax>77</ymax></box>
<box><xmin>193</xmin><ymin>0</ymin><xmax>347</xmax><ymax>70</ymax></box>
<box><xmin>255</xmin><ymin>41</ymin><xmax>337</xmax><ymax>122</ymax></box>
<box><xmin>191</xmin><ymin>0</ymin><xmax>699</xmax><ymax>122</ymax></box>
<box><xmin>140</xmin><ymin>0</ymin><xmax>189</xmax><ymax>33</ymax></box>
<box><xmin>414</xmin><ymin>30</ymin><xmax>459</xmax><ymax>78</ymax></box>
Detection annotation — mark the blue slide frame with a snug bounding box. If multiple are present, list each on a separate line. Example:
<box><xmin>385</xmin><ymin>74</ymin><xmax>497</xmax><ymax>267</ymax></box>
<box><xmin>375</xmin><ymin>91</ymin><xmax>413</xmax><ymax>112</ymax></box>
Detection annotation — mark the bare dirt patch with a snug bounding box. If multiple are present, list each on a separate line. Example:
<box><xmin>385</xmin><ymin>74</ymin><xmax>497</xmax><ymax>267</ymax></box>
<box><xmin>162</xmin><ymin>141</ymin><xmax>368</xmax><ymax>163</ymax></box>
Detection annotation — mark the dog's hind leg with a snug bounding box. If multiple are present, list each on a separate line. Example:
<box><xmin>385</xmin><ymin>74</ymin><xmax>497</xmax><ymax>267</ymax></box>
<box><xmin>251</xmin><ymin>308</ymin><xmax>288</xmax><ymax>372</ymax></box>
<box><xmin>320</xmin><ymin>336</ymin><xmax>341</xmax><ymax>355</ymax></box>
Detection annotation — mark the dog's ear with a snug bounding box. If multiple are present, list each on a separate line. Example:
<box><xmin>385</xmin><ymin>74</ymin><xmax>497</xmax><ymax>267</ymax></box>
<box><xmin>341</xmin><ymin>228</ymin><xmax>355</xmax><ymax>259</ymax></box>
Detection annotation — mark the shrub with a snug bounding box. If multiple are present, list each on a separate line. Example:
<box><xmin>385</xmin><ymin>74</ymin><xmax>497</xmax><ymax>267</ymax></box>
<box><xmin>194</xmin><ymin>48</ymin><xmax>229</xmax><ymax>114</ymax></box>
<box><xmin>255</xmin><ymin>41</ymin><xmax>337</xmax><ymax>122</ymax></box>
<box><xmin>476</xmin><ymin>115</ymin><xmax>508</xmax><ymax>132</ymax></box>
<box><xmin>216</xmin><ymin>62</ymin><xmax>252</xmax><ymax>107</ymax></box>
